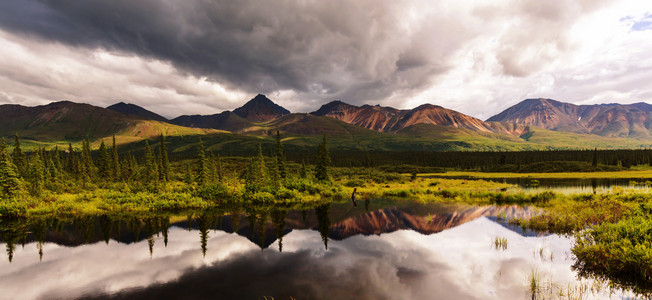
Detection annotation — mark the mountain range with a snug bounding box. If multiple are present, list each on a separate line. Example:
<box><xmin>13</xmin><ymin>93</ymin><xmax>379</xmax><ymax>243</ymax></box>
<box><xmin>488</xmin><ymin>98</ymin><xmax>652</xmax><ymax>139</ymax></box>
<box><xmin>1</xmin><ymin>94</ymin><xmax>651</xmax><ymax>150</ymax></box>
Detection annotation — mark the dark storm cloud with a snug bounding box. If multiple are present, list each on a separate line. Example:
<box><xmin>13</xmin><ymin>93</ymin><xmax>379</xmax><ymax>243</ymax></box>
<box><xmin>0</xmin><ymin>0</ymin><xmax>464</xmax><ymax>107</ymax></box>
<box><xmin>0</xmin><ymin>0</ymin><xmax>649</xmax><ymax>118</ymax></box>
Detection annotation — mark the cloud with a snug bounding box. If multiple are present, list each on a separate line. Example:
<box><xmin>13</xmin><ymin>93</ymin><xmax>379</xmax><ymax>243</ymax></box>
<box><xmin>0</xmin><ymin>0</ymin><xmax>650</xmax><ymax>118</ymax></box>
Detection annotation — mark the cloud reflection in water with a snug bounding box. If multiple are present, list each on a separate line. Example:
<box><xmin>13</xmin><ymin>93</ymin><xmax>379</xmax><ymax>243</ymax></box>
<box><xmin>0</xmin><ymin>217</ymin><xmax>621</xmax><ymax>300</ymax></box>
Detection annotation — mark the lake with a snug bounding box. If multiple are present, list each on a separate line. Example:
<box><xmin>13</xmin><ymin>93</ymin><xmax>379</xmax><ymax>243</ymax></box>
<box><xmin>428</xmin><ymin>175</ymin><xmax>652</xmax><ymax>194</ymax></box>
<box><xmin>0</xmin><ymin>199</ymin><xmax>641</xmax><ymax>299</ymax></box>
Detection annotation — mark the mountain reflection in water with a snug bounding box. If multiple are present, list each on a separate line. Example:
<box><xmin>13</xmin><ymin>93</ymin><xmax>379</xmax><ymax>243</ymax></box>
<box><xmin>0</xmin><ymin>201</ymin><xmax>626</xmax><ymax>299</ymax></box>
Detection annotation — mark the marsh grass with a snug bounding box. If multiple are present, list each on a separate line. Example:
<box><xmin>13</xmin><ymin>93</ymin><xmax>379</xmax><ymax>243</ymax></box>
<box><xmin>493</xmin><ymin>236</ymin><xmax>508</xmax><ymax>251</ymax></box>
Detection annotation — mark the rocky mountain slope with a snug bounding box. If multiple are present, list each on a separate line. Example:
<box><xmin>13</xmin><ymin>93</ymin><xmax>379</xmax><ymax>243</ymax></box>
<box><xmin>487</xmin><ymin>98</ymin><xmax>652</xmax><ymax>138</ymax></box>
<box><xmin>311</xmin><ymin>101</ymin><xmax>496</xmax><ymax>133</ymax></box>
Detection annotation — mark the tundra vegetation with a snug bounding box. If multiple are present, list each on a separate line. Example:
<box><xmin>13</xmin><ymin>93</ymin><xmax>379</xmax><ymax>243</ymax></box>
<box><xmin>1</xmin><ymin>133</ymin><xmax>652</xmax><ymax>296</ymax></box>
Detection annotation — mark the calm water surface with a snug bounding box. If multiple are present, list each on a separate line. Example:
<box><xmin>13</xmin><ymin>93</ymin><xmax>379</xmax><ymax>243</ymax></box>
<box><xmin>0</xmin><ymin>199</ymin><xmax>639</xmax><ymax>299</ymax></box>
<box><xmin>431</xmin><ymin>176</ymin><xmax>652</xmax><ymax>194</ymax></box>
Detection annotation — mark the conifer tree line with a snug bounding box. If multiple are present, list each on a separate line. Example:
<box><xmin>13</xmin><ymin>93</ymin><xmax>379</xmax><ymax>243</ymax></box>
<box><xmin>0</xmin><ymin>129</ymin><xmax>334</xmax><ymax>198</ymax></box>
<box><xmin>0</xmin><ymin>134</ymin><xmax>173</xmax><ymax>198</ymax></box>
<box><xmin>324</xmin><ymin>148</ymin><xmax>652</xmax><ymax>170</ymax></box>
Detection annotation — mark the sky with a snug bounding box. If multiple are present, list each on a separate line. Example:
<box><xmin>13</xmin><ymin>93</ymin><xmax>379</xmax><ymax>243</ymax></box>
<box><xmin>0</xmin><ymin>0</ymin><xmax>651</xmax><ymax>120</ymax></box>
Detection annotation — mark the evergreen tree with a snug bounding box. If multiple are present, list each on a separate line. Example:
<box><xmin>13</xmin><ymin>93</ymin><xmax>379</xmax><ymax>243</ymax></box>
<box><xmin>66</xmin><ymin>143</ymin><xmax>76</xmax><ymax>174</ymax></box>
<box><xmin>183</xmin><ymin>161</ymin><xmax>193</xmax><ymax>184</ymax></box>
<box><xmin>300</xmin><ymin>160</ymin><xmax>307</xmax><ymax>179</ymax></box>
<box><xmin>122</xmin><ymin>151</ymin><xmax>138</xmax><ymax>181</ymax></box>
<box><xmin>12</xmin><ymin>134</ymin><xmax>26</xmax><ymax>177</ymax></box>
<box><xmin>52</xmin><ymin>146</ymin><xmax>63</xmax><ymax>174</ymax></box>
<box><xmin>216</xmin><ymin>154</ymin><xmax>224</xmax><ymax>183</ymax></box>
<box><xmin>97</xmin><ymin>140</ymin><xmax>110</xmax><ymax>179</ymax></box>
<box><xmin>27</xmin><ymin>151</ymin><xmax>45</xmax><ymax>196</ymax></box>
<box><xmin>255</xmin><ymin>145</ymin><xmax>267</xmax><ymax>185</ymax></box>
<box><xmin>208</xmin><ymin>151</ymin><xmax>218</xmax><ymax>181</ymax></box>
<box><xmin>314</xmin><ymin>135</ymin><xmax>331</xmax><ymax>181</ymax></box>
<box><xmin>196</xmin><ymin>140</ymin><xmax>210</xmax><ymax>185</ymax></box>
<box><xmin>143</xmin><ymin>140</ymin><xmax>157</xmax><ymax>184</ymax></box>
<box><xmin>269</xmin><ymin>155</ymin><xmax>280</xmax><ymax>188</ymax></box>
<box><xmin>158</xmin><ymin>134</ymin><xmax>169</xmax><ymax>182</ymax></box>
<box><xmin>111</xmin><ymin>135</ymin><xmax>121</xmax><ymax>180</ymax></box>
<box><xmin>592</xmin><ymin>148</ymin><xmax>598</xmax><ymax>167</ymax></box>
<box><xmin>275</xmin><ymin>131</ymin><xmax>287</xmax><ymax>179</ymax></box>
<box><xmin>47</xmin><ymin>156</ymin><xmax>58</xmax><ymax>182</ymax></box>
<box><xmin>80</xmin><ymin>139</ymin><xmax>94</xmax><ymax>184</ymax></box>
<box><xmin>0</xmin><ymin>138</ymin><xmax>21</xmax><ymax>197</ymax></box>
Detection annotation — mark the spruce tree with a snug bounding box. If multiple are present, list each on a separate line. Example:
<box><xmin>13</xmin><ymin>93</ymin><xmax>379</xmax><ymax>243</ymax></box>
<box><xmin>0</xmin><ymin>138</ymin><xmax>21</xmax><ymax>197</ymax></box>
<box><xmin>98</xmin><ymin>140</ymin><xmax>110</xmax><ymax>179</ymax></box>
<box><xmin>12</xmin><ymin>134</ymin><xmax>26</xmax><ymax>177</ymax></box>
<box><xmin>314</xmin><ymin>135</ymin><xmax>330</xmax><ymax>181</ymax></box>
<box><xmin>111</xmin><ymin>135</ymin><xmax>121</xmax><ymax>180</ymax></box>
<box><xmin>80</xmin><ymin>139</ymin><xmax>94</xmax><ymax>184</ymax></box>
<box><xmin>275</xmin><ymin>131</ymin><xmax>287</xmax><ymax>179</ymax></box>
<box><xmin>27</xmin><ymin>152</ymin><xmax>45</xmax><ymax>196</ymax></box>
<box><xmin>269</xmin><ymin>155</ymin><xmax>280</xmax><ymax>188</ymax></box>
<box><xmin>196</xmin><ymin>140</ymin><xmax>210</xmax><ymax>185</ymax></box>
<box><xmin>255</xmin><ymin>144</ymin><xmax>267</xmax><ymax>185</ymax></box>
<box><xmin>216</xmin><ymin>154</ymin><xmax>224</xmax><ymax>183</ymax></box>
<box><xmin>66</xmin><ymin>143</ymin><xmax>75</xmax><ymax>174</ymax></box>
<box><xmin>300</xmin><ymin>160</ymin><xmax>307</xmax><ymax>179</ymax></box>
<box><xmin>158</xmin><ymin>134</ymin><xmax>169</xmax><ymax>182</ymax></box>
<box><xmin>208</xmin><ymin>151</ymin><xmax>218</xmax><ymax>182</ymax></box>
<box><xmin>183</xmin><ymin>161</ymin><xmax>193</xmax><ymax>184</ymax></box>
<box><xmin>47</xmin><ymin>156</ymin><xmax>58</xmax><ymax>182</ymax></box>
<box><xmin>52</xmin><ymin>146</ymin><xmax>63</xmax><ymax>174</ymax></box>
<box><xmin>143</xmin><ymin>140</ymin><xmax>157</xmax><ymax>184</ymax></box>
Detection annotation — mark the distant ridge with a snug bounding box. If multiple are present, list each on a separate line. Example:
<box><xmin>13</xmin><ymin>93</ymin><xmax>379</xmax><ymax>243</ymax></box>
<box><xmin>0</xmin><ymin>101</ymin><xmax>216</xmax><ymax>142</ymax></box>
<box><xmin>107</xmin><ymin>102</ymin><xmax>168</xmax><ymax>122</ymax></box>
<box><xmin>311</xmin><ymin>101</ymin><xmax>496</xmax><ymax>133</ymax></box>
<box><xmin>171</xmin><ymin>111</ymin><xmax>251</xmax><ymax>132</ymax></box>
<box><xmin>487</xmin><ymin>98</ymin><xmax>652</xmax><ymax>138</ymax></box>
<box><xmin>171</xmin><ymin>94</ymin><xmax>291</xmax><ymax>131</ymax></box>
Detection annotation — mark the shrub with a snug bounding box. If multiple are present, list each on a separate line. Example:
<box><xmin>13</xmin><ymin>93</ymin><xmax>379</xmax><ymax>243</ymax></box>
<box><xmin>573</xmin><ymin>216</ymin><xmax>652</xmax><ymax>292</ymax></box>
<box><xmin>195</xmin><ymin>183</ymin><xmax>229</xmax><ymax>201</ymax></box>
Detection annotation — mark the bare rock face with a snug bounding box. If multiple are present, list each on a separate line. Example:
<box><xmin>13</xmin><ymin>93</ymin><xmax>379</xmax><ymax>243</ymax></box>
<box><xmin>488</xmin><ymin>98</ymin><xmax>652</xmax><ymax>138</ymax></box>
<box><xmin>232</xmin><ymin>94</ymin><xmax>291</xmax><ymax>122</ymax></box>
<box><xmin>312</xmin><ymin>101</ymin><xmax>497</xmax><ymax>133</ymax></box>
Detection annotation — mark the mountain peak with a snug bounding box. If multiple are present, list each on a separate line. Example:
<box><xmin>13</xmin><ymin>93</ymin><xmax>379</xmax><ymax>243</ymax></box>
<box><xmin>233</xmin><ymin>94</ymin><xmax>290</xmax><ymax>121</ymax></box>
<box><xmin>107</xmin><ymin>102</ymin><xmax>168</xmax><ymax>122</ymax></box>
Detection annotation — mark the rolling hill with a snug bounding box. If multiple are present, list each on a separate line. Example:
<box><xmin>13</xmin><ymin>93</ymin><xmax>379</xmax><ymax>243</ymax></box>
<box><xmin>0</xmin><ymin>101</ymin><xmax>219</xmax><ymax>146</ymax></box>
<box><xmin>171</xmin><ymin>111</ymin><xmax>252</xmax><ymax>133</ymax></box>
<box><xmin>107</xmin><ymin>102</ymin><xmax>168</xmax><ymax>122</ymax></box>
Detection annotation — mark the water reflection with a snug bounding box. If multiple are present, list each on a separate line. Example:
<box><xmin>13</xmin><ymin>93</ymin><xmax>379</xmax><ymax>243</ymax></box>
<box><xmin>430</xmin><ymin>176</ymin><xmax>652</xmax><ymax>194</ymax></box>
<box><xmin>0</xmin><ymin>200</ymin><xmax>640</xmax><ymax>299</ymax></box>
